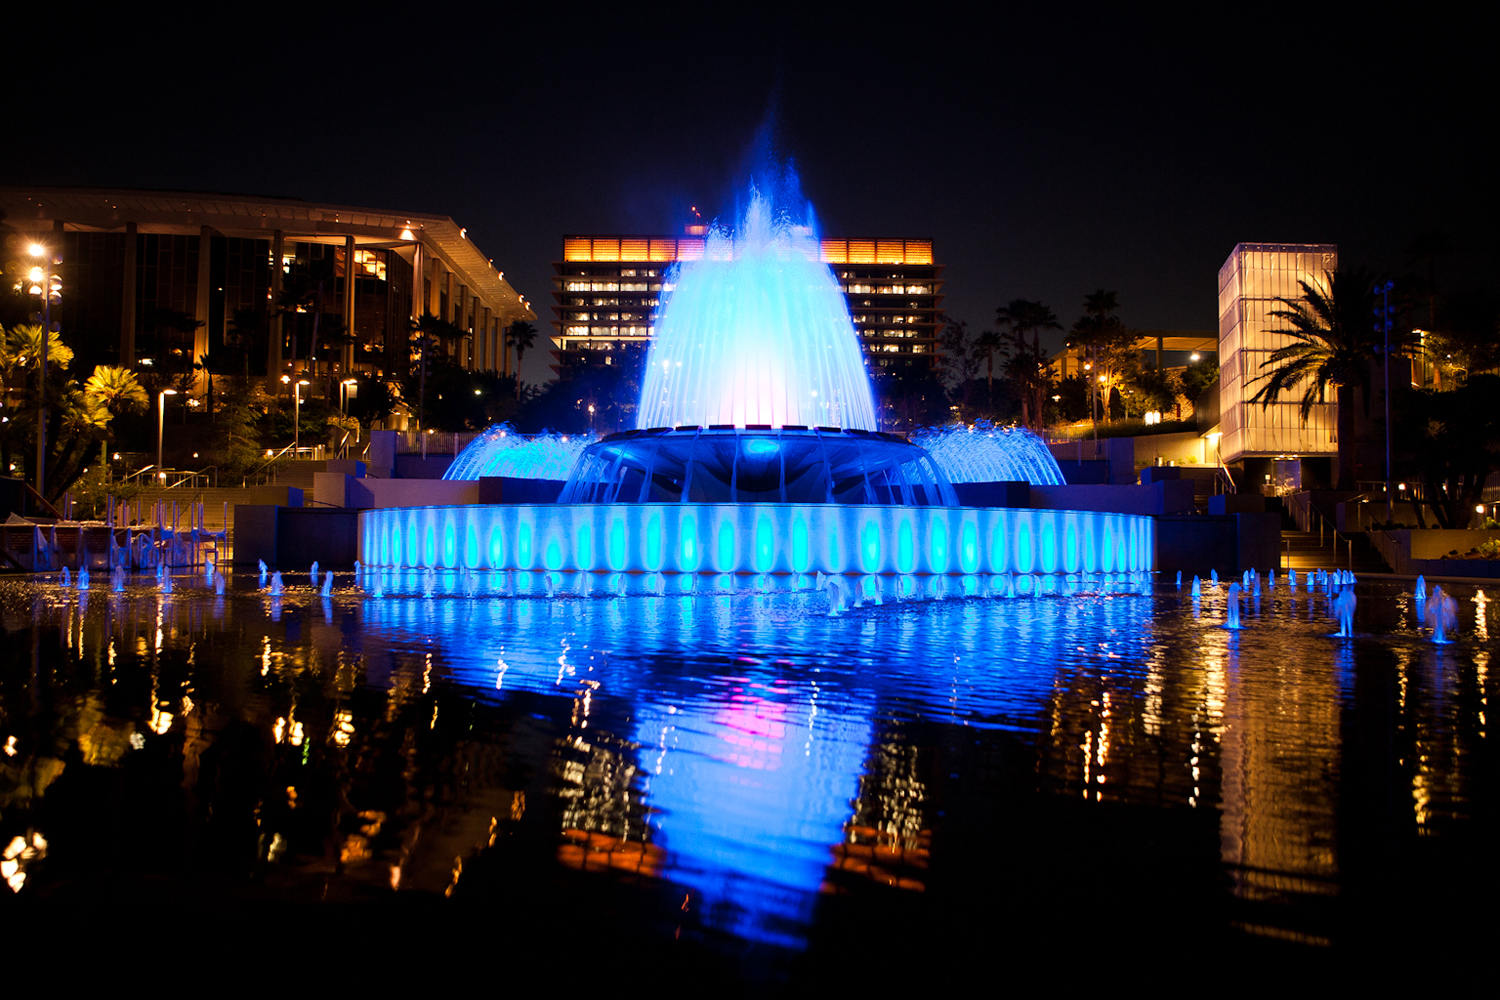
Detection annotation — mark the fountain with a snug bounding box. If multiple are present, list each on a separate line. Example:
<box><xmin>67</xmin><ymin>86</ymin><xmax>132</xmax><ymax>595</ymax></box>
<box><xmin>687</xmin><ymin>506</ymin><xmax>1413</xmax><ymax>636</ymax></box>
<box><xmin>1332</xmin><ymin>588</ymin><xmax>1356</xmax><ymax>637</ymax></box>
<box><xmin>269</xmin><ymin>571</ymin><xmax>283</xmax><ymax>596</ymax></box>
<box><xmin>1191</xmin><ymin>576</ymin><xmax>1201</xmax><ymax>597</ymax></box>
<box><xmin>1224</xmin><ymin>582</ymin><xmax>1243</xmax><ymax>629</ymax></box>
<box><xmin>111</xmin><ymin>566</ymin><xmax>125</xmax><ymax>592</ymax></box>
<box><xmin>60</xmin><ymin>567</ymin><xmax>71</xmax><ymax>586</ymax></box>
<box><xmin>357</xmin><ymin>183</ymin><xmax>1152</xmax><ymax>581</ymax></box>
<box><xmin>321</xmin><ymin>571</ymin><xmax>334</xmax><ymax>596</ymax></box>
<box><xmin>77</xmin><ymin>567</ymin><xmax>89</xmax><ymax>590</ymax></box>
<box><xmin>1430</xmin><ymin>586</ymin><xmax>1458</xmax><ymax>644</ymax></box>
<box><xmin>1415</xmin><ymin>575</ymin><xmax>1427</xmax><ymax>601</ymax></box>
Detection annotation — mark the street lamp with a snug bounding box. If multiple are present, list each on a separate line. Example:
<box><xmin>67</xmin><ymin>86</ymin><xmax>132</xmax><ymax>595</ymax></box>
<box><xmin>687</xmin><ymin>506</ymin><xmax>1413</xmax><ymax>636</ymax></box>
<box><xmin>158</xmin><ymin>389</ymin><xmax>178</xmax><ymax>478</ymax></box>
<box><xmin>340</xmin><ymin>378</ymin><xmax>358</xmax><ymax>413</ymax></box>
<box><xmin>294</xmin><ymin>379</ymin><xmax>310</xmax><ymax>455</ymax></box>
<box><xmin>28</xmin><ymin>243</ymin><xmax>60</xmax><ymax>497</ymax></box>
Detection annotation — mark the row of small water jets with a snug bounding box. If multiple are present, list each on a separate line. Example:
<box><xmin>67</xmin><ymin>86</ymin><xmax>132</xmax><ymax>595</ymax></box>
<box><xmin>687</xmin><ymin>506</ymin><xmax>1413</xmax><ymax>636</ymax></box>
<box><xmin>1178</xmin><ymin>567</ymin><xmax>1466</xmax><ymax>644</ymax></box>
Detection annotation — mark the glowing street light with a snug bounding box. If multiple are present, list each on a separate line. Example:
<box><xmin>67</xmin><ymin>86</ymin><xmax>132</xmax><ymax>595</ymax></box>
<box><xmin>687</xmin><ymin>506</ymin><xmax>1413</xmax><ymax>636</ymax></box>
<box><xmin>294</xmin><ymin>380</ymin><xmax>310</xmax><ymax>455</ymax></box>
<box><xmin>339</xmin><ymin>377</ymin><xmax>358</xmax><ymax>413</ymax></box>
<box><xmin>158</xmin><ymin>389</ymin><xmax>178</xmax><ymax>477</ymax></box>
<box><xmin>27</xmin><ymin>242</ymin><xmax>61</xmax><ymax>497</ymax></box>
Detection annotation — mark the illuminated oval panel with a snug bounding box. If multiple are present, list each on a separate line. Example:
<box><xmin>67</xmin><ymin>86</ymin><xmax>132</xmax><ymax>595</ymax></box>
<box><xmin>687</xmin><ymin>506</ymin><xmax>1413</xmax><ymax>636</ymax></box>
<box><xmin>897</xmin><ymin>519</ymin><xmax>916</xmax><ymax>574</ymax></box>
<box><xmin>755</xmin><ymin>516</ymin><xmax>774</xmax><ymax>573</ymax></box>
<box><xmin>609</xmin><ymin>516</ymin><xmax>626</xmax><ymax>570</ymax></box>
<box><xmin>959</xmin><ymin>519</ymin><xmax>978</xmax><ymax>574</ymax></box>
<box><xmin>465</xmin><ymin>524</ymin><xmax>480</xmax><ymax>568</ymax></box>
<box><xmin>1016</xmin><ymin>518</ymin><xmax>1033</xmax><ymax>574</ymax></box>
<box><xmin>860</xmin><ymin>520</ymin><xmax>880</xmax><ymax>574</ymax></box>
<box><xmin>1040</xmin><ymin>519</ymin><xmax>1056</xmax><ymax>574</ymax></box>
<box><xmin>929</xmin><ymin>518</ymin><xmax>948</xmax><ymax>573</ymax></box>
<box><xmin>679</xmin><ymin>513</ymin><xmax>698</xmax><ymax>571</ymax></box>
<box><xmin>576</xmin><ymin>522</ymin><xmax>593</xmax><ymax>570</ymax></box>
<box><xmin>791</xmin><ymin>515</ymin><xmax>809</xmax><ymax>573</ymax></box>
<box><xmin>518</xmin><ymin>521</ymin><xmax>533</xmax><ymax>569</ymax></box>
<box><xmin>717</xmin><ymin>519</ymin><xmax>735</xmax><ymax>572</ymax></box>
<box><xmin>646</xmin><ymin>512</ymin><xmax>663</xmax><ymax>571</ymax></box>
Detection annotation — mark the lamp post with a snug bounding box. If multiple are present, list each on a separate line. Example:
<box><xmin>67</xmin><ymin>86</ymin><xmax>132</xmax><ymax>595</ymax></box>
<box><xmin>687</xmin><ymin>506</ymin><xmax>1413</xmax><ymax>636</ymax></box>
<box><xmin>339</xmin><ymin>378</ymin><xmax>358</xmax><ymax>413</ymax></box>
<box><xmin>158</xmin><ymin>389</ymin><xmax>178</xmax><ymax>480</ymax></box>
<box><xmin>27</xmin><ymin>243</ymin><xmax>59</xmax><ymax>498</ymax></box>
<box><xmin>1374</xmin><ymin>280</ymin><xmax>1396</xmax><ymax>520</ymax></box>
<box><xmin>294</xmin><ymin>379</ymin><xmax>309</xmax><ymax>455</ymax></box>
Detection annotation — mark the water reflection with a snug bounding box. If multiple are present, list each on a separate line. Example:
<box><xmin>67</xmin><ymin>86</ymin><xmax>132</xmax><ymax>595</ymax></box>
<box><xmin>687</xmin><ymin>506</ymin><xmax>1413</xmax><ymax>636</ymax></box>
<box><xmin>0</xmin><ymin>571</ymin><xmax>1495</xmax><ymax>964</ymax></box>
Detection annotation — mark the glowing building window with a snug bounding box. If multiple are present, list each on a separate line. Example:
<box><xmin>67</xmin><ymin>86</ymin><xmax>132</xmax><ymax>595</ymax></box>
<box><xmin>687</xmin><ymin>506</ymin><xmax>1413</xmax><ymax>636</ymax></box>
<box><xmin>353</xmin><ymin>249</ymin><xmax>386</xmax><ymax>280</ymax></box>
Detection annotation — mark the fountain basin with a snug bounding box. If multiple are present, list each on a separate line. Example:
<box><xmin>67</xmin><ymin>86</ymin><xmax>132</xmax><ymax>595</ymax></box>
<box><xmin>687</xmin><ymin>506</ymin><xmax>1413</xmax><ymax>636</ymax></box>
<box><xmin>357</xmin><ymin>503</ymin><xmax>1153</xmax><ymax>576</ymax></box>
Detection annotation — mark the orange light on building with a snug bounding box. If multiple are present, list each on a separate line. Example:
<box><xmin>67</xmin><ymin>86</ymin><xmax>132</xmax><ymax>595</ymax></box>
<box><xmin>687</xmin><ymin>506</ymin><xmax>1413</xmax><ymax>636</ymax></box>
<box><xmin>847</xmin><ymin>240</ymin><xmax>876</xmax><ymax>264</ymax></box>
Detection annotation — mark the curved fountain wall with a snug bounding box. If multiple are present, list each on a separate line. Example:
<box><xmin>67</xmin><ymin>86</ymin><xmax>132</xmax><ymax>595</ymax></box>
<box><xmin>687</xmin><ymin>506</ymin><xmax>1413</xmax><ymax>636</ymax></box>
<box><xmin>358</xmin><ymin>503</ymin><xmax>1152</xmax><ymax>576</ymax></box>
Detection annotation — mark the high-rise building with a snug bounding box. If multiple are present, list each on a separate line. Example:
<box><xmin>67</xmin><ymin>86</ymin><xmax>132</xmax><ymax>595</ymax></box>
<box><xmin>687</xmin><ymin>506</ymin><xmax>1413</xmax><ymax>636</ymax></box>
<box><xmin>549</xmin><ymin>232</ymin><xmax>943</xmax><ymax>375</ymax></box>
<box><xmin>1216</xmin><ymin>243</ymin><xmax>1339</xmax><ymax>467</ymax></box>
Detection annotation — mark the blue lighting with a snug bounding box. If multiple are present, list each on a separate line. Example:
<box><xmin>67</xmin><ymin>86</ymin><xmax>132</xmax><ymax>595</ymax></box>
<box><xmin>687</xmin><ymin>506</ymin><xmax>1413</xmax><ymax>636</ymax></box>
<box><xmin>743</xmin><ymin>438</ymin><xmax>780</xmax><ymax>456</ymax></box>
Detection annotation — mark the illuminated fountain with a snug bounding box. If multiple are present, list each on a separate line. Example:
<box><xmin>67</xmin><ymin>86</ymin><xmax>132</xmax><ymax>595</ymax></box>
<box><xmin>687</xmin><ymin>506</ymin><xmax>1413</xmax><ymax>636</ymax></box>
<box><xmin>359</xmin><ymin>186</ymin><xmax>1153</xmax><ymax>578</ymax></box>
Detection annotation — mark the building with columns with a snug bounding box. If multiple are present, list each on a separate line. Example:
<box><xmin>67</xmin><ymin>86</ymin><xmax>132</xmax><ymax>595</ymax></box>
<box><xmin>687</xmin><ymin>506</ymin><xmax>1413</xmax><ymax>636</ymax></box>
<box><xmin>0</xmin><ymin>187</ymin><xmax>535</xmax><ymax>396</ymax></box>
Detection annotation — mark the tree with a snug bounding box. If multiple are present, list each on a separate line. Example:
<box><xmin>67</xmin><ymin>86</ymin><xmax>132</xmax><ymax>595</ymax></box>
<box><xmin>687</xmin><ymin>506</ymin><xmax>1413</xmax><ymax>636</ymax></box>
<box><xmin>1394</xmin><ymin>374</ymin><xmax>1500</xmax><ymax>527</ymax></box>
<box><xmin>408</xmin><ymin>312</ymin><xmax>463</xmax><ymax>428</ymax></box>
<box><xmin>505</xmin><ymin>320</ymin><xmax>539</xmax><ymax>400</ymax></box>
<box><xmin>1249</xmin><ymin>267</ymin><xmax>1395</xmax><ymax>489</ymax></box>
<box><xmin>938</xmin><ymin>318</ymin><xmax>982</xmax><ymax>417</ymax></box>
<box><xmin>998</xmin><ymin>330</ymin><xmax>1053</xmax><ymax>429</ymax></box>
<box><xmin>976</xmin><ymin>330</ymin><xmax>1004</xmax><ymax>397</ymax></box>
<box><xmin>995</xmin><ymin>300</ymin><xmax>1061</xmax><ymax>428</ymax></box>
<box><xmin>82</xmin><ymin>364</ymin><xmax>149</xmax><ymax>472</ymax></box>
<box><xmin>1068</xmin><ymin>291</ymin><xmax>1134</xmax><ymax>430</ymax></box>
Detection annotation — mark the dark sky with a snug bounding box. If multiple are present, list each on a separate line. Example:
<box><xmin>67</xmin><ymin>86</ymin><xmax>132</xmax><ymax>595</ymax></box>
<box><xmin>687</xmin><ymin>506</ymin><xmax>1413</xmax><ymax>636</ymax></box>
<box><xmin>17</xmin><ymin>4</ymin><xmax>1497</xmax><ymax>386</ymax></box>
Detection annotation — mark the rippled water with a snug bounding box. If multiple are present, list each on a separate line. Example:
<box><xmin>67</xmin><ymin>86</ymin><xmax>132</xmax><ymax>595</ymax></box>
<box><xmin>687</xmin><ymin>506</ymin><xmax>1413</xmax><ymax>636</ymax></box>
<box><xmin>1</xmin><ymin>572</ymin><xmax>1493</xmax><ymax>976</ymax></box>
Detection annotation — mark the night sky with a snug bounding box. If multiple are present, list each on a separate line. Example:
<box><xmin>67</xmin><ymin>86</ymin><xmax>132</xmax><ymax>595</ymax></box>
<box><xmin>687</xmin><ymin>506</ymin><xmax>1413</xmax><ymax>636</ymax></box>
<box><xmin>16</xmin><ymin>5</ymin><xmax>1497</xmax><ymax>386</ymax></box>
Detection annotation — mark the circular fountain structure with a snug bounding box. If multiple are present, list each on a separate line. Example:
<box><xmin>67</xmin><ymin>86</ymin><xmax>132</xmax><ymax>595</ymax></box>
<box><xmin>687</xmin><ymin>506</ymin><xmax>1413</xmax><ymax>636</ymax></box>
<box><xmin>358</xmin><ymin>187</ymin><xmax>1154</xmax><ymax>578</ymax></box>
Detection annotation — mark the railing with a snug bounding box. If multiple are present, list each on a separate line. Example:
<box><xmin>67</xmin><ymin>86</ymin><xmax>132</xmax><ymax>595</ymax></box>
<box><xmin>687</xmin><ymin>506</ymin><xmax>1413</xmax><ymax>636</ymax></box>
<box><xmin>245</xmin><ymin>443</ymin><xmax>297</xmax><ymax>486</ymax></box>
<box><xmin>395</xmin><ymin>430</ymin><xmax>481</xmax><ymax>457</ymax></box>
<box><xmin>118</xmin><ymin>466</ymin><xmax>217</xmax><ymax>490</ymax></box>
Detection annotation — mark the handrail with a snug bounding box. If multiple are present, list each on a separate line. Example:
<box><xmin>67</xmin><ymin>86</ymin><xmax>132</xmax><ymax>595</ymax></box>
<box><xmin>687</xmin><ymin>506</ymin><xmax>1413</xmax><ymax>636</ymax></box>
<box><xmin>246</xmin><ymin>443</ymin><xmax>296</xmax><ymax>483</ymax></box>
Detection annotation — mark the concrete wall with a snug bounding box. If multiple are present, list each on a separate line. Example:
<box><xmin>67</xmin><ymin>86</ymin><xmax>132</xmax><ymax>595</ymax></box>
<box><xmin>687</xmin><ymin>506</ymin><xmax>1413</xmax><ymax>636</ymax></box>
<box><xmin>1154</xmin><ymin>512</ymin><xmax>1281</xmax><ymax>578</ymax></box>
<box><xmin>231</xmin><ymin>504</ymin><xmax>359</xmax><ymax>567</ymax></box>
<box><xmin>953</xmin><ymin>481</ymin><xmax>1030</xmax><ymax>507</ymax></box>
<box><xmin>1371</xmin><ymin>529</ymin><xmax>1500</xmax><ymax>578</ymax></box>
<box><xmin>1049</xmin><ymin>437</ymin><xmax>1135</xmax><ymax>484</ymax></box>
<box><xmin>1030</xmin><ymin>480</ymin><xmax>1195</xmax><ymax>516</ymax></box>
<box><xmin>395</xmin><ymin>454</ymin><xmax>455</xmax><ymax>479</ymax></box>
<box><xmin>477</xmin><ymin>478</ymin><xmax>567</xmax><ymax>504</ymax></box>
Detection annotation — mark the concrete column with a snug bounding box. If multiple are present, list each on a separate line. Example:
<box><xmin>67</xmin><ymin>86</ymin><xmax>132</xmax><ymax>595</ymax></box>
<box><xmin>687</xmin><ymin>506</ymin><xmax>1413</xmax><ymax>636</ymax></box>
<box><xmin>120</xmin><ymin>221</ymin><xmax>137</xmax><ymax>366</ymax></box>
<box><xmin>482</xmin><ymin>306</ymin><xmax>492</xmax><ymax>370</ymax></box>
<box><xmin>269</xmin><ymin>230</ymin><xmax>284</xmax><ymax>387</ymax></box>
<box><xmin>194</xmin><ymin>226</ymin><xmax>212</xmax><ymax>374</ymax></box>
<box><xmin>342</xmin><ymin>235</ymin><xmax>356</xmax><ymax>373</ymax></box>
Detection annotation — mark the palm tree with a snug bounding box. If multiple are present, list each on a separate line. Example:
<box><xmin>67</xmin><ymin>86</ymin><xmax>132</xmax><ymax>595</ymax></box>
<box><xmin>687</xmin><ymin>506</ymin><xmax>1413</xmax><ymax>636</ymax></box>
<box><xmin>995</xmin><ymin>300</ymin><xmax>1061</xmax><ymax>428</ymax></box>
<box><xmin>84</xmin><ymin>364</ymin><xmax>149</xmax><ymax>476</ymax></box>
<box><xmin>1250</xmin><ymin>267</ymin><xmax>1390</xmax><ymax>489</ymax></box>
<box><xmin>976</xmin><ymin>330</ymin><xmax>1004</xmax><ymax>399</ymax></box>
<box><xmin>505</xmin><ymin>320</ymin><xmax>538</xmax><ymax>400</ymax></box>
<box><xmin>1068</xmin><ymin>291</ymin><xmax>1133</xmax><ymax>430</ymax></box>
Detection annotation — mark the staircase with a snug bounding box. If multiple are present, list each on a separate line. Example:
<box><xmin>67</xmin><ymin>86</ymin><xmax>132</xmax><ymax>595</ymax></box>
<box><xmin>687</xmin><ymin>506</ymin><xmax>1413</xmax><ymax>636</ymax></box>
<box><xmin>1281</xmin><ymin>528</ymin><xmax>1392</xmax><ymax>574</ymax></box>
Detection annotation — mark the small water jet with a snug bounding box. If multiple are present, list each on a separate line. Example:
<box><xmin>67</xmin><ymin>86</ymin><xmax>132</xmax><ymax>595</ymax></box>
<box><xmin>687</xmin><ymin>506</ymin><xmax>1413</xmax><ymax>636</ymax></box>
<box><xmin>1176</xmin><ymin>571</ymin><xmax>1182</xmax><ymax>588</ymax></box>
<box><xmin>1429</xmin><ymin>586</ymin><xmax>1458</xmax><ymax>644</ymax></box>
<box><xmin>1191</xmin><ymin>576</ymin><xmax>1202</xmax><ymax>597</ymax></box>
<box><xmin>321</xmin><ymin>571</ymin><xmax>334</xmax><ymax>596</ymax></box>
<box><xmin>1415</xmin><ymin>575</ymin><xmax>1426</xmax><ymax>601</ymax></box>
<box><xmin>310</xmin><ymin>561</ymin><xmax>320</xmax><ymax>584</ymax></box>
<box><xmin>1288</xmin><ymin>568</ymin><xmax>1297</xmax><ymax>588</ymax></box>
<box><xmin>1224</xmin><ymin>583</ymin><xmax>1243</xmax><ymax>629</ymax></box>
<box><xmin>1210</xmin><ymin>569</ymin><xmax>1219</xmax><ymax>587</ymax></box>
<box><xmin>269</xmin><ymin>572</ymin><xmax>284</xmax><ymax>596</ymax></box>
<box><xmin>214</xmin><ymin>571</ymin><xmax>226</xmax><ymax>595</ymax></box>
<box><xmin>60</xmin><ymin>567</ymin><xmax>71</xmax><ymax>586</ymax></box>
<box><xmin>77</xmin><ymin>568</ymin><xmax>89</xmax><ymax>590</ymax></box>
<box><xmin>111</xmin><ymin>566</ymin><xmax>126</xmax><ymax>592</ymax></box>
<box><xmin>1332</xmin><ymin>588</ymin><xmax>1356</xmax><ymax>637</ymax></box>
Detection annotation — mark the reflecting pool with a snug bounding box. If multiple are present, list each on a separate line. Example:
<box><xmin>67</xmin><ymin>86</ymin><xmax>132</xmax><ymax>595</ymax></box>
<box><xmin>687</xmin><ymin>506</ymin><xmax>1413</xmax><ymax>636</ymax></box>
<box><xmin>1</xmin><ymin>571</ymin><xmax>1494</xmax><ymax>976</ymax></box>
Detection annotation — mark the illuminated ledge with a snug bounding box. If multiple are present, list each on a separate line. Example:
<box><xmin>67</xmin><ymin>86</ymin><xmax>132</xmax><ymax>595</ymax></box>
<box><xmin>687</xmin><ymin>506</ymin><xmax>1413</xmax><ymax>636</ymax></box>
<box><xmin>357</xmin><ymin>504</ymin><xmax>1154</xmax><ymax>575</ymax></box>
<box><xmin>357</xmin><ymin>568</ymin><xmax>1154</xmax><ymax>600</ymax></box>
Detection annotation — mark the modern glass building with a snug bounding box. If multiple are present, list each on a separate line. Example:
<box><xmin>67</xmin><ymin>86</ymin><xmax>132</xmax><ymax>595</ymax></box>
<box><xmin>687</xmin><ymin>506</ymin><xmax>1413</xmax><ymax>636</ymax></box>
<box><xmin>550</xmin><ymin>232</ymin><xmax>943</xmax><ymax>375</ymax></box>
<box><xmin>1217</xmin><ymin>243</ymin><xmax>1339</xmax><ymax>465</ymax></box>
